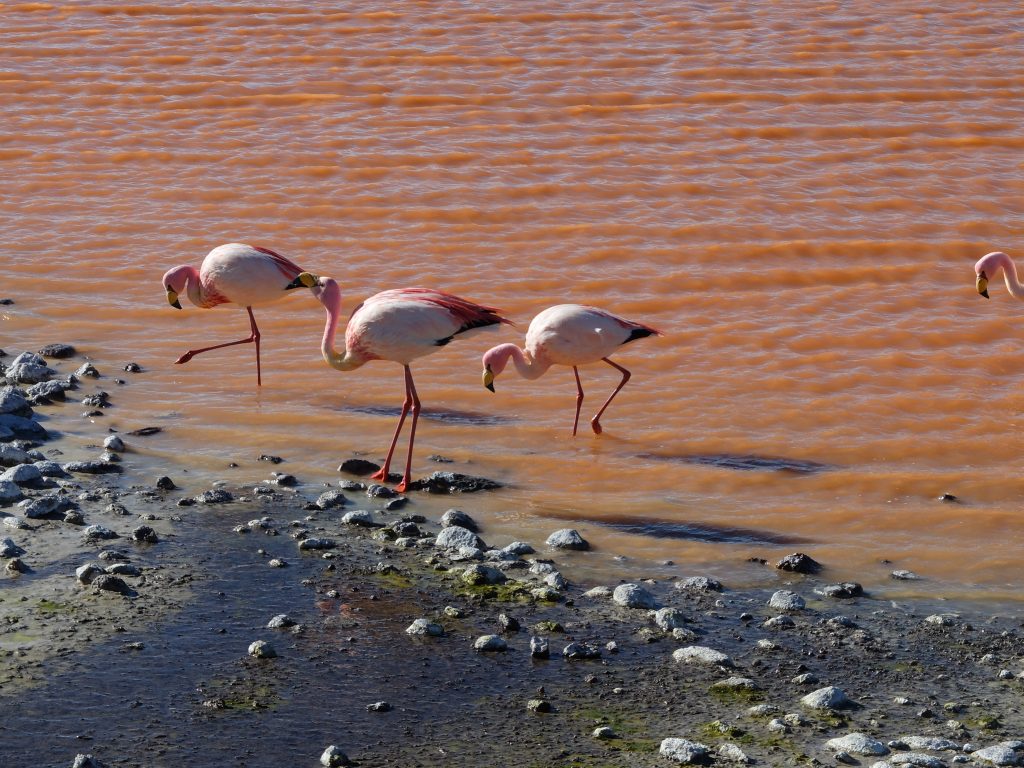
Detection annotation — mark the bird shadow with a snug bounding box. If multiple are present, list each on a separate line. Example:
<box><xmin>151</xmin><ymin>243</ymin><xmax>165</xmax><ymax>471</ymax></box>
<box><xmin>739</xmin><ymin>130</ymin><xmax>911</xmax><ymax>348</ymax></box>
<box><xmin>334</xmin><ymin>404</ymin><xmax>514</xmax><ymax>427</ymax></box>
<box><xmin>637</xmin><ymin>452</ymin><xmax>834</xmax><ymax>475</ymax></box>
<box><xmin>592</xmin><ymin>515</ymin><xmax>811</xmax><ymax>546</ymax></box>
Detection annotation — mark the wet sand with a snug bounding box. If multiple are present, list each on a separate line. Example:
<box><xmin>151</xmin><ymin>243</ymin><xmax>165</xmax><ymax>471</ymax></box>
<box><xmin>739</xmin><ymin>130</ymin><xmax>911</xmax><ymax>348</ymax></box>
<box><xmin>2</xmin><ymin>347</ymin><xmax>1024</xmax><ymax>768</ymax></box>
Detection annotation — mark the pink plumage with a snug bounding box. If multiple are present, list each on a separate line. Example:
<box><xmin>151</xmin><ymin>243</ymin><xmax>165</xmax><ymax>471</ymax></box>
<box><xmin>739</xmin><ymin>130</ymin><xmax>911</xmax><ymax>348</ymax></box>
<box><xmin>161</xmin><ymin>242</ymin><xmax>309</xmax><ymax>386</ymax></box>
<box><xmin>481</xmin><ymin>303</ymin><xmax>662</xmax><ymax>436</ymax></box>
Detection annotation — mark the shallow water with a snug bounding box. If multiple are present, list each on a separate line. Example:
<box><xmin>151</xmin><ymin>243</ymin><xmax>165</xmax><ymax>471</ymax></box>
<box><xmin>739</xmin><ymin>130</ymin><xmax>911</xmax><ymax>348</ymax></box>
<box><xmin>3</xmin><ymin>1</ymin><xmax>1024</xmax><ymax>596</ymax></box>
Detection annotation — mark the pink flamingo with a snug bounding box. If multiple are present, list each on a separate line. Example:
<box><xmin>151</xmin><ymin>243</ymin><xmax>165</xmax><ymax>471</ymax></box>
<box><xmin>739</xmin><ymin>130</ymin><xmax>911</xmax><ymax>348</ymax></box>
<box><xmin>287</xmin><ymin>272</ymin><xmax>510</xmax><ymax>492</ymax></box>
<box><xmin>162</xmin><ymin>243</ymin><xmax>307</xmax><ymax>386</ymax></box>
<box><xmin>975</xmin><ymin>251</ymin><xmax>1024</xmax><ymax>300</ymax></box>
<box><xmin>481</xmin><ymin>304</ymin><xmax>662</xmax><ymax>436</ymax></box>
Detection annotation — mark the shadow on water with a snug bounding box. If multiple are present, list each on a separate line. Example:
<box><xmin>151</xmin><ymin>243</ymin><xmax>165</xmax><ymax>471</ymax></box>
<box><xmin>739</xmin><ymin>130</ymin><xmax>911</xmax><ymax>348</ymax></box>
<box><xmin>332</xmin><ymin>403</ymin><xmax>513</xmax><ymax>426</ymax></box>
<box><xmin>638</xmin><ymin>452</ymin><xmax>834</xmax><ymax>475</ymax></box>
<box><xmin>593</xmin><ymin>515</ymin><xmax>811</xmax><ymax>546</ymax></box>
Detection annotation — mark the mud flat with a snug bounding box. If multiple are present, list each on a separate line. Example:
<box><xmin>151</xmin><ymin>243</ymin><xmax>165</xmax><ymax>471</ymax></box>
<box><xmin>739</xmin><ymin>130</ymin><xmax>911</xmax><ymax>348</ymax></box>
<box><xmin>2</xmin><ymin>345</ymin><xmax>1024</xmax><ymax>768</ymax></box>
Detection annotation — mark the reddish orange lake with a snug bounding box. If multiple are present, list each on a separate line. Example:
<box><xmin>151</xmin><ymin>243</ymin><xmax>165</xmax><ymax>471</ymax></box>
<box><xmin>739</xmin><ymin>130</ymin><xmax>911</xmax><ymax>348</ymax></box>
<box><xmin>3</xmin><ymin>1</ymin><xmax>1024</xmax><ymax>598</ymax></box>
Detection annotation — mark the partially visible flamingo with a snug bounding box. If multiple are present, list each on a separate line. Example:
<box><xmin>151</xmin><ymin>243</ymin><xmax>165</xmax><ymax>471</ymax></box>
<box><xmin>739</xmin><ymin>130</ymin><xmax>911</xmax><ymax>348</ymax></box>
<box><xmin>162</xmin><ymin>243</ymin><xmax>308</xmax><ymax>386</ymax></box>
<box><xmin>481</xmin><ymin>304</ymin><xmax>662</xmax><ymax>436</ymax></box>
<box><xmin>287</xmin><ymin>272</ymin><xmax>510</xmax><ymax>492</ymax></box>
<box><xmin>975</xmin><ymin>251</ymin><xmax>1024</xmax><ymax>300</ymax></box>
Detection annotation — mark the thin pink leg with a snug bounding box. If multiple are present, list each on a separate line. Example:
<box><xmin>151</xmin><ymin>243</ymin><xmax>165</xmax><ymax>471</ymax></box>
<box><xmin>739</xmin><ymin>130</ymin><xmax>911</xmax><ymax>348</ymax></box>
<box><xmin>396</xmin><ymin>366</ymin><xmax>421</xmax><ymax>493</ymax></box>
<box><xmin>371</xmin><ymin>368</ymin><xmax>412</xmax><ymax>484</ymax></box>
<box><xmin>571</xmin><ymin>366</ymin><xmax>584</xmax><ymax>437</ymax></box>
<box><xmin>175</xmin><ymin>306</ymin><xmax>263</xmax><ymax>386</ymax></box>
<box><xmin>590</xmin><ymin>357</ymin><xmax>631</xmax><ymax>435</ymax></box>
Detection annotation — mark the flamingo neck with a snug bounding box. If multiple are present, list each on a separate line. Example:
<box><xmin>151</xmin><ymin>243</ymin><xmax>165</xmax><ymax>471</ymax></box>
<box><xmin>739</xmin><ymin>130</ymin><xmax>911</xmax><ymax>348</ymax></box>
<box><xmin>997</xmin><ymin>254</ymin><xmax>1024</xmax><ymax>300</ymax></box>
<box><xmin>493</xmin><ymin>344</ymin><xmax>550</xmax><ymax>381</ymax></box>
<box><xmin>319</xmin><ymin>278</ymin><xmax>363</xmax><ymax>371</ymax></box>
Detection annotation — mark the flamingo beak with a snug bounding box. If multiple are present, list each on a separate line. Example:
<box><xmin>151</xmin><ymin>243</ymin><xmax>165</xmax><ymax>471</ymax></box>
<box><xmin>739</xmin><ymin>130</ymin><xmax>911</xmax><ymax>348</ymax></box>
<box><xmin>483</xmin><ymin>367</ymin><xmax>495</xmax><ymax>392</ymax></box>
<box><xmin>286</xmin><ymin>272</ymin><xmax>319</xmax><ymax>290</ymax></box>
<box><xmin>166</xmin><ymin>289</ymin><xmax>182</xmax><ymax>309</ymax></box>
<box><xmin>977</xmin><ymin>271</ymin><xmax>989</xmax><ymax>299</ymax></box>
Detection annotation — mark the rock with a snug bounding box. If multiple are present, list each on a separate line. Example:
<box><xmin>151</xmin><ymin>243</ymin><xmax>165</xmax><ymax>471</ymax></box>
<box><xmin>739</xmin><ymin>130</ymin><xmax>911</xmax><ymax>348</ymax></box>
<box><xmin>320</xmin><ymin>745</ymin><xmax>350</xmax><ymax>767</ymax></box>
<box><xmin>338</xmin><ymin>458</ymin><xmax>380</xmax><ymax>476</ymax></box>
<box><xmin>1</xmin><ymin>463</ymin><xmax>43</xmax><ymax>486</ymax></box>
<box><xmin>123</xmin><ymin>362</ymin><xmax>142</xmax><ymax>373</ymax></box>
<box><xmin>2</xmin><ymin>515</ymin><xmax>30</xmax><ymax>530</ymax></box>
<box><xmin>562</xmin><ymin>642</ymin><xmax>601</xmax><ymax>660</ymax></box>
<box><xmin>34</xmin><ymin>460</ymin><xmax>70</xmax><ymax>478</ymax></box>
<box><xmin>545</xmin><ymin>528</ymin><xmax>589</xmax><ymax>550</ymax></box>
<box><xmin>97</xmin><ymin>550</ymin><xmax>129</xmax><ymax>562</ymax></box>
<box><xmin>502</xmin><ymin>541</ymin><xmax>534</xmax><ymax>556</ymax></box>
<box><xmin>155</xmin><ymin>476</ymin><xmax>176</xmax><ymax>490</ymax></box>
<box><xmin>83</xmin><ymin>524</ymin><xmax>119</xmax><ymax>541</ymax></box>
<box><xmin>776</xmin><ymin>552</ymin><xmax>822</xmax><ymax>573</ymax></box>
<box><xmin>441</xmin><ymin>508</ymin><xmax>478</xmax><ymax>530</ymax></box>
<box><xmin>0</xmin><ymin>414</ymin><xmax>48</xmax><ymax>440</ymax></box>
<box><xmin>64</xmin><ymin>460</ymin><xmax>123</xmax><ymax>475</ymax></box>
<box><xmin>826</xmin><ymin>733</ymin><xmax>890</xmax><ymax>756</ymax></box>
<box><xmin>717</xmin><ymin>743</ymin><xmax>750</xmax><ymax>763</ymax></box>
<box><xmin>132</xmin><ymin>525</ymin><xmax>158</xmax><ymax>544</ymax></box>
<box><xmin>611</xmin><ymin>583</ymin><xmax>656</xmax><ymax>608</ymax></box>
<box><xmin>63</xmin><ymin>509</ymin><xmax>84</xmax><ymax>525</ymax></box>
<box><xmin>72</xmin><ymin>755</ymin><xmax>105</xmax><ymax>768</ymax></box>
<box><xmin>106</xmin><ymin>563</ymin><xmax>141</xmax><ymax>576</ymax></box>
<box><xmin>315</xmin><ymin>490</ymin><xmax>347</xmax><ymax>509</ymax></box>
<box><xmin>675</xmin><ymin>575</ymin><xmax>724</xmax><ymax>593</ymax></box>
<box><xmin>0</xmin><ymin>388</ymin><xmax>33</xmax><ymax>418</ymax></box>
<box><xmin>26</xmin><ymin>380</ymin><xmax>68</xmax><ymax>403</ymax></box>
<box><xmin>889</xmin><ymin>754</ymin><xmax>949</xmax><ymax>767</ymax></box>
<box><xmin>81</xmin><ymin>392</ymin><xmax>111</xmax><ymax>408</ymax></box>
<box><xmin>0</xmin><ymin>479</ymin><xmax>24</xmax><ymax>503</ymax></box>
<box><xmin>0</xmin><ymin>444</ymin><xmax>30</xmax><ymax>467</ymax></box>
<box><xmin>653</xmin><ymin>607</ymin><xmax>688</xmax><ymax>630</ymax></box>
<box><xmin>0</xmin><ymin>537</ymin><xmax>26</xmax><ymax>558</ymax></box>
<box><xmin>409</xmin><ymin>471</ymin><xmax>501</xmax><ymax>493</ymax></box>
<box><xmin>435</xmin><ymin>525</ymin><xmax>485</xmax><ymax>550</ymax></box>
<box><xmin>461</xmin><ymin>563</ymin><xmax>506</xmax><ymax>585</ymax></box>
<box><xmin>366</xmin><ymin>701</ymin><xmax>392</xmax><ymax>712</ymax></box>
<box><xmin>673</xmin><ymin>646</ymin><xmax>734</xmax><ymax>667</ymax></box>
<box><xmin>365</xmin><ymin>483</ymin><xmax>396</xmax><ymax>498</ymax></box>
<box><xmin>268</xmin><ymin>558</ymin><xmax>287</xmax><ymax>568</ymax></box>
<box><xmin>5</xmin><ymin>557</ymin><xmax>27</xmax><ymax>573</ymax></box>
<box><xmin>891</xmin><ymin>569</ymin><xmax>921</xmax><ymax>580</ymax></box>
<box><xmin>23</xmin><ymin>494</ymin><xmax>64</xmax><ymax>519</ymax></box>
<box><xmin>341</xmin><ymin>510</ymin><xmax>381</xmax><ymax>527</ymax></box>
<box><xmin>971</xmin><ymin>745</ymin><xmax>1023</xmax><ymax>766</ymax></box>
<box><xmin>194</xmin><ymin>489</ymin><xmax>233</xmax><ymax>504</ymax></box>
<box><xmin>527</xmin><ymin>699</ymin><xmax>552</xmax><ymax>713</ymax></box>
<box><xmin>248</xmin><ymin>640</ymin><xmax>277</xmax><ymax>658</ymax></box>
<box><xmin>473</xmin><ymin>634</ymin><xmax>507</xmax><ymax>652</ymax></box>
<box><xmin>92</xmin><ymin>574</ymin><xmax>130</xmax><ymax>594</ymax></box>
<box><xmin>102</xmin><ymin>435</ymin><xmax>125</xmax><ymax>452</ymax></box>
<box><xmin>660</xmin><ymin>738</ymin><xmax>711</xmax><ymax>764</ymax></box>
<box><xmin>710</xmin><ymin>677</ymin><xmax>761</xmax><ymax>692</ymax></box>
<box><xmin>405</xmin><ymin>619</ymin><xmax>443</xmax><ymax>637</ymax></box>
<box><xmin>924</xmin><ymin>614</ymin><xmax>958</xmax><ymax>627</ymax></box>
<box><xmin>530</xmin><ymin>636</ymin><xmax>549</xmax><ymax>658</ymax></box>
<box><xmin>38</xmin><ymin>343</ymin><xmax>76</xmax><ymax>359</ymax></box>
<box><xmin>593</xmin><ymin>726</ymin><xmax>616</xmax><ymax>739</ymax></box>
<box><xmin>768</xmin><ymin>590</ymin><xmax>805</xmax><ymax>610</ymax></box>
<box><xmin>895</xmin><ymin>737</ymin><xmax>959</xmax><ymax>751</ymax></box>
<box><xmin>267</xmin><ymin>614</ymin><xmax>297</xmax><ymax>629</ymax></box>
<box><xmin>816</xmin><ymin>582</ymin><xmax>864</xmax><ymax>598</ymax></box>
<box><xmin>299</xmin><ymin>537</ymin><xmax>337</xmax><ymax>551</ymax></box>
<box><xmin>801</xmin><ymin>686</ymin><xmax>852</xmax><ymax>710</ymax></box>
<box><xmin>792</xmin><ymin>672</ymin><xmax>819</xmax><ymax>685</ymax></box>
<box><xmin>7</xmin><ymin>352</ymin><xmax>56</xmax><ymax>384</ymax></box>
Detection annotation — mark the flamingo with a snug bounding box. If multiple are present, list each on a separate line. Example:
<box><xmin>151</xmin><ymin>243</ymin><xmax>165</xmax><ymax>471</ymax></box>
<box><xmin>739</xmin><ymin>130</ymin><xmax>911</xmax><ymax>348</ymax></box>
<box><xmin>287</xmin><ymin>272</ymin><xmax>510</xmax><ymax>492</ymax></box>
<box><xmin>481</xmin><ymin>304</ymin><xmax>662</xmax><ymax>436</ymax></box>
<box><xmin>162</xmin><ymin>243</ymin><xmax>308</xmax><ymax>386</ymax></box>
<box><xmin>975</xmin><ymin>251</ymin><xmax>1024</xmax><ymax>300</ymax></box>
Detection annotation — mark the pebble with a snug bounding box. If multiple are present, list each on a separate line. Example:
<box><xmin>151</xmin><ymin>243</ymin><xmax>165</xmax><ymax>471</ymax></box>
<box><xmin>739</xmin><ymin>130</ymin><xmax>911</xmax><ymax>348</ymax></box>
<box><xmin>366</xmin><ymin>701</ymin><xmax>392</xmax><ymax>712</ymax></box>
<box><xmin>106</xmin><ymin>563</ymin><xmax>141</xmax><ymax>576</ymax></box>
<box><xmin>801</xmin><ymin>685</ymin><xmax>852</xmax><ymax>710</ymax></box>
<box><xmin>673</xmin><ymin>646</ymin><xmax>734</xmax><ymax>667</ymax></box>
<box><xmin>545</xmin><ymin>528</ymin><xmax>589</xmax><ymax>550</ymax></box>
<box><xmin>2</xmin><ymin>515</ymin><xmax>30</xmax><ymax>530</ymax></box>
<box><xmin>102</xmin><ymin>435</ymin><xmax>125</xmax><ymax>452</ymax></box>
<box><xmin>562</xmin><ymin>642</ymin><xmax>601</xmax><ymax>660</ymax></box>
<box><xmin>660</xmin><ymin>738</ymin><xmax>711</xmax><ymax>764</ymax></box>
<box><xmin>0</xmin><ymin>444</ymin><xmax>30</xmax><ymax>467</ymax></box>
<box><xmin>891</xmin><ymin>569</ymin><xmax>922</xmax><ymax>580</ymax></box>
<box><xmin>34</xmin><ymin>460</ymin><xmax>69</xmax><ymax>478</ymax></box>
<box><xmin>405</xmin><ymin>619</ymin><xmax>443</xmax><ymax>637</ymax></box>
<box><xmin>474</xmin><ymin>634</ymin><xmax>507</xmax><ymax>652</ymax></box>
<box><xmin>248</xmin><ymin>640</ymin><xmax>277</xmax><ymax>658</ymax></box>
<box><xmin>710</xmin><ymin>677</ymin><xmax>760</xmax><ymax>692</ymax></box>
<box><xmin>582</xmin><ymin>585</ymin><xmax>612</xmax><ymax>599</ymax></box>
<box><xmin>717</xmin><ymin>743</ymin><xmax>750</xmax><ymax>763</ymax></box>
<box><xmin>320</xmin><ymin>745</ymin><xmax>350</xmax><ymax>767</ymax></box>
<box><xmin>365</xmin><ymin>483</ymin><xmax>397</xmax><ymax>498</ymax></box>
<box><xmin>268</xmin><ymin>558</ymin><xmax>288</xmax><ymax>568</ymax></box>
<box><xmin>612</xmin><ymin>583</ymin><xmax>656</xmax><ymax>608</ymax></box>
<box><xmin>888</xmin><ymin>753</ymin><xmax>947</xmax><ymax>767</ymax></box>
<box><xmin>267</xmin><ymin>614</ymin><xmax>297</xmax><ymax>629</ymax></box>
<box><xmin>764</xmin><ymin>615</ymin><xmax>796</xmax><ymax>629</ymax></box>
<box><xmin>894</xmin><ymin>737</ymin><xmax>960</xmax><ymax>752</ymax></box>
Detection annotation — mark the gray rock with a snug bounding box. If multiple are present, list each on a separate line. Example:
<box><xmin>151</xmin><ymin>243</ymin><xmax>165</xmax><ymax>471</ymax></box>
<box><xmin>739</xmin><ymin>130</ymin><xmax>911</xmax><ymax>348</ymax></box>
<box><xmin>582</xmin><ymin>585</ymin><xmax>613</xmax><ymax>599</ymax></box>
<box><xmin>711</xmin><ymin>677</ymin><xmax>761</xmax><ymax>692</ymax></box>
<box><xmin>776</xmin><ymin>552</ymin><xmax>822</xmax><ymax>573</ymax></box>
<box><xmin>593</xmin><ymin>726</ymin><xmax>617</xmax><ymax>739</ymax></box>
<box><xmin>248</xmin><ymin>640</ymin><xmax>277</xmax><ymax>658</ymax></box>
<box><xmin>76</xmin><ymin>562</ymin><xmax>107</xmax><ymax>583</ymax></box>
<box><xmin>530</xmin><ymin>636</ymin><xmax>549</xmax><ymax>658</ymax></box>
<box><xmin>132</xmin><ymin>525</ymin><xmax>158</xmax><ymax>544</ymax></box>
<box><xmin>0</xmin><ymin>444</ymin><xmax>29</xmax><ymax>467</ymax></box>
<box><xmin>106</xmin><ymin>563</ymin><xmax>142</xmax><ymax>576</ymax></box>
<box><xmin>0</xmin><ymin>414</ymin><xmax>48</xmax><ymax>440</ymax></box>
<box><xmin>612</xmin><ymin>583</ymin><xmax>656</xmax><ymax>608</ymax></box>
<box><xmin>315</xmin><ymin>490</ymin><xmax>348</xmax><ymax>509</ymax></box>
<box><xmin>7</xmin><ymin>352</ymin><xmax>56</xmax><ymax>384</ymax></box>
<box><xmin>83</xmin><ymin>524</ymin><xmax>119</xmax><ymax>541</ymax></box>
<box><xmin>792</xmin><ymin>672</ymin><xmax>819</xmax><ymax>685</ymax></box>
<box><xmin>653</xmin><ymin>607</ymin><xmax>688</xmax><ymax>630</ymax></box>
<box><xmin>0</xmin><ymin>388</ymin><xmax>32</xmax><ymax>417</ymax></box>
<box><xmin>23</xmin><ymin>494</ymin><xmax>65</xmax><ymax>518</ymax></box>
<box><xmin>64</xmin><ymin>460</ymin><xmax>123</xmax><ymax>475</ymax></box>
<box><xmin>298</xmin><ymin>537</ymin><xmax>337</xmax><ymax>551</ymax></box>
<box><xmin>194</xmin><ymin>489</ymin><xmax>233</xmax><ymax>504</ymax></box>
<box><xmin>366</xmin><ymin>701</ymin><xmax>392</xmax><ymax>712</ymax></box>
<box><xmin>38</xmin><ymin>343</ymin><xmax>76</xmax><ymax>359</ymax></box>
<box><xmin>0</xmin><ymin>537</ymin><xmax>26</xmax><ymax>558</ymax></box>
<box><xmin>473</xmin><ymin>634</ymin><xmax>507</xmax><ymax>652</ymax></box>
<box><xmin>441</xmin><ymin>508</ymin><xmax>478</xmax><ymax>530</ymax></box>
<box><xmin>502</xmin><ymin>541</ymin><xmax>535</xmax><ymax>555</ymax></box>
<box><xmin>660</xmin><ymin>738</ymin><xmax>711</xmax><ymax>764</ymax></box>
<box><xmin>562</xmin><ymin>642</ymin><xmax>602</xmax><ymax>660</ymax></box>
<box><xmin>92</xmin><ymin>574</ymin><xmax>130</xmax><ymax>594</ymax></box>
<box><xmin>461</xmin><ymin>563</ymin><xmax>506</xmax><ymax>586</ymax></box>
<box><xmin>889</xmin><ymin>754</ymin><xmax>948</xmax><ymax>767</ymax></box>
<box><xmin>365</xmin><ymin>483</ymin><xmax>397</xmax><ymax>499</ymax></box>
<box><xmin>527</xmin><ymin>698</ymin><xmax>552</xmax><ymax>713</ymax></box>
<box><xmin>801</xmin><ymin>686</ymin><xmax>852</xmax><ymax>710</ymax></box>
<box><xmin>971</xmin><ymin>745</ymin><xmax>1023</xmax><ymax>766</ymax></box>
<box><xmin>2</xmin><ymin>515</ymin><xmax>30</xmax><ymax>530</ymax></box>
<box><xmin>435</xmin><ymin>525</ymin><xmax>485</xmax><ymax>550</ymax></box>
<box><xmin>267</xmin><ymin>614</ymin><xmax>297</xmax><ymax>629</ymax></box>
<box><xmin>34</xmin><ymin>460</ymin><xmax>70</xmax><ymax>478</ymax></box>
<box><xmin>410</xmin><ymin>471</ymin><xmax>501</xmax><ymax>493</ymax></box>
<box><xmin>72</xmin><ymin>755</ymin><xmax>105</xmax><ymax>768</ymax></box>
<box><xmin>816</xmin><ymin>582</ymin><xmax>864</xmax><ymax>599</ymax></box>
<box><xmin>1</xmin><ymin>463</ymin><xmax>43</xmax><ymax>486</ymax></box>
<box><xmin>544</xmin><ymin>571</ymin><xmax>567</xmax><ymax>590</ymax></box>
<box><xmin>103</xmin><ymin>435</ymin><xmax>125</xmax><ymax>452</ymax></box>
<box><xmin>675</xmin><ymin>575</ymin><xmax>724</xmax><ymax>593</ymax></box>
<box><xmin>891</xmin><ymin>569</ymin><xmax>921</xmax><ymax>580</ymax></box>
<box><xmin>342</xmin><ymin>510</ymin><xmax>381</xmax><ymax>527</ymax></box>
<box><xmin>405</xmin><ymin>619</ymin><xmax>443</xmax><ymax>637</ymax></box>
<box><xmin>545</xmin><ymin>528</ymin><xmax>589</xmax><ymax>550</ymax></box>
<box><xmin>768</xmin><ymin>590</ymin><xmax>805</xmax><ymax>611</ymax></box>
<box><xmin>0</xmin><ymin>479</ymin><xmax>24</xmax><ymax>503</ymax></box>
<box><xmin>826</xmin><ymin>733</ymin><xmax>890</xmax><ymax>756</ymax></box>
<box><xmin>717</xmin><ymin>743</ymin><xmax>750</xmax><ymax>763</ymax></box>
<box><xmin>5</xmin><ymin>556</ymin><xmax>27</xmax><ymax>573</ymax></box>
<box><xmin>673</xmin><ymin>646</ymin><xmax>734</xmax><ymax>667</ymax></box>
<box><xmin>320</xmin><ymin>745</ymin><xmax>350</xmax><ymax>767</ymax></box>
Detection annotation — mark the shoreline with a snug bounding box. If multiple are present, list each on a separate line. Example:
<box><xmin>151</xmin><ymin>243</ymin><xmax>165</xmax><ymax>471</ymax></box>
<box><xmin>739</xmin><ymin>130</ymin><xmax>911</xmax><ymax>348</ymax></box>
<box><xmin>2</xmin><ymin>346</ymin><xmax>1024</xmax><ymax>767</ymax></box>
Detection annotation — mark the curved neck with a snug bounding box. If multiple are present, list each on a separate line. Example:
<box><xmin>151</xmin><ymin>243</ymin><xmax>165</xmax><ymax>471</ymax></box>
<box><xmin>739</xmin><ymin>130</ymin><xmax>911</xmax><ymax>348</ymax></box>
<box><xmin>493</xmin><ymin>344</ymin><xmax>550</xmax><ymax>380</ymax></box>
<box><xmin>999</xmin><ymin>256</ymin><xmax>1024</xmax><ymax>299</ymax></box>
<box><xmin>319</xmin><ymin>278</ymin><xmax>362</xmax><ymax>371</ymax></box>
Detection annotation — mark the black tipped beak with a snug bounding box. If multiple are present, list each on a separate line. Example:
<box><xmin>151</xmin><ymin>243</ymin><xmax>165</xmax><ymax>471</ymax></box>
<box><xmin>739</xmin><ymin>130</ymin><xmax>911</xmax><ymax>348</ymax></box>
<box><xmin>285</xmin><ymin>277</ymin><xmax>304</xmax><ymax>290</ymax></box>
<box><xmin>171</xmin><ymin>299</ymin><xmax>182</xmax><ymax>309</ymax></box>
<box><xmin>981</xmin><ymin>289</ymin><xmax>989</xmax><ymax>299</ymax></box>
<box><xmin>485</xmin><ymin>382</ymin><xmax>495</xmax><ymax>393</ymax></box>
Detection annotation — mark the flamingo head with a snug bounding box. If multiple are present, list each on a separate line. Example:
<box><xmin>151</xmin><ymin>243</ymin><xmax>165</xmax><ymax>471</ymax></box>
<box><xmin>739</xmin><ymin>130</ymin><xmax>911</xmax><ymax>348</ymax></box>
<box><xmin>286</xmin><ymin>272</ymin><xmax>320</xmax><ymax>291</ymax></box>
<box><xmin>161</xmin><ymin>266</ymin><xmax>191</xmax><ymax>309</ymax></box>
<box><xmin>975</xmin><ymin>252</ymin><xmax>1011</xmax><ymax>299</ymax></box>
<box><xmin>481</xmin><ymin>345</ymin><xmax>513</xmax><ymax>392</ymax></box>
<box><xmin>286</xmin><ymin>272</ymin><xmax>335</xmax><ymax>307</ymax></box>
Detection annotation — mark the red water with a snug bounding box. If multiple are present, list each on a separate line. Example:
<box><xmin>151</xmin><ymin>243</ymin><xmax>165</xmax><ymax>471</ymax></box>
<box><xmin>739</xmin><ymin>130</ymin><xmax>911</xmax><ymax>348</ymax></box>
<box><xmin>3</xmin><ymin>1</ymin><xmax>1024</xmax><ymax>597</ymax></box>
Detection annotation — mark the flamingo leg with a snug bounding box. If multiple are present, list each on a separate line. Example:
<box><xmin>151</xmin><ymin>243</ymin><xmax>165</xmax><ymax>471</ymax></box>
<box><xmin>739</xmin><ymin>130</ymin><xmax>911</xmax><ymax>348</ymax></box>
<box><xmin>396</xmin><ymin>366</ymin><xmax>421</xmax><ymax>493</ymax></box>
<box><xmin>590</xmin><ymin>357</ymin><xmax>631</xmax><ymax>435</ymax></box>
<box><xmin>571</xmin><ymin>366</ymin><xmax>584</xmax><ymax>437</ymax></box>
<box><xmin>175</xmin><ymin>307</ymin><xmax>264</xmax><ymax>386</ymax></box>
<box><xmin>371</xmin><ymin>367</ymin><xmax>413</xmax><ymax>485</ymax></box>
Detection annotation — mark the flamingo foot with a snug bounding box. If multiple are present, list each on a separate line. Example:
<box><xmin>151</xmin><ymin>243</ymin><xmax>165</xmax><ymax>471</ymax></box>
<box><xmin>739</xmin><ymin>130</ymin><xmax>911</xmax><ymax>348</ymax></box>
<box><xmin>591</xmin><ymin>418</ymin><xmax>603</xmax><ymax>435</ymax></box>
<box><xmin>395</xmin><ymin>478</ymin><xmax>409</xmax><ymax>493</ymax></box>
<box><xmin>369</xmin><ymin>468</ymin><xmax>388</xmax><ymax>482</ymax></box>
<box><xmin>174</xmin><ymin>352</ymin><xmax>194</xmax><ymax>365</ymax></box>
